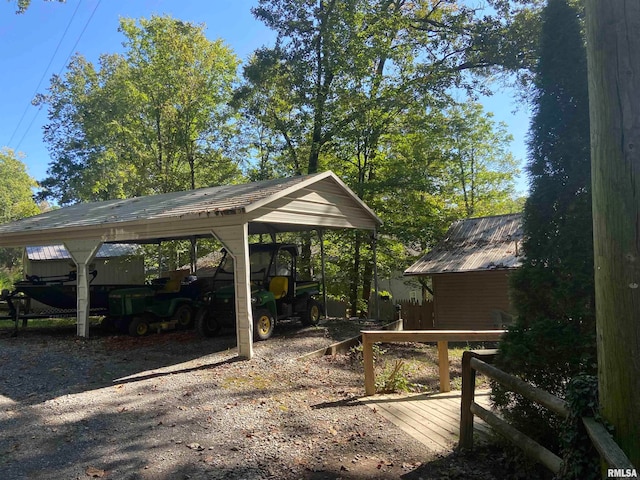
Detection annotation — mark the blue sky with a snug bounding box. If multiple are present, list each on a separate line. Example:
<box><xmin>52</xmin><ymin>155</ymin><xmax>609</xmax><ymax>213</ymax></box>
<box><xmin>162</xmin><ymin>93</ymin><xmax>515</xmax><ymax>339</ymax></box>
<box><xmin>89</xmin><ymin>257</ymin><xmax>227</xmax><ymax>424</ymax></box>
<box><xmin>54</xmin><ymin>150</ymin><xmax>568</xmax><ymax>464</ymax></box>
<box><xmin>0</xmin><ymin>0</ymin><xmax>530</xmax><ymax>193</ymax></box>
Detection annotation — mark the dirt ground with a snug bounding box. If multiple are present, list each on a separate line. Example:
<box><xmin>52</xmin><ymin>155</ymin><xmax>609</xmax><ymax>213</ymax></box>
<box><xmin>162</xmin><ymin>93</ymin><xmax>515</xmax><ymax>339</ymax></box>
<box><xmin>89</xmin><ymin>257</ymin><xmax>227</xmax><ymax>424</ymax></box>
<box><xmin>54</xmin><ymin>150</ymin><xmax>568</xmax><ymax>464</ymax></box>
<box><xmin>0</xmin><ymin>317</ymin><xmax>537</xmax><ymax>480</ymax></box>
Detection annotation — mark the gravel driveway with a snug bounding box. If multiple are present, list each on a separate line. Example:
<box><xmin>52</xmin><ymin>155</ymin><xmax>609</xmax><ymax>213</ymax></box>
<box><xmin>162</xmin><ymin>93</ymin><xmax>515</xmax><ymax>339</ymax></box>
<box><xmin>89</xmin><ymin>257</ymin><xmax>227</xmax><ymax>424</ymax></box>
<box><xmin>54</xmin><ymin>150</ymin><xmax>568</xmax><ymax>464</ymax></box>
<box><xmin>0</xmin><ymin>318</ymin><xmax>432</xmax><ymax>479</ymax></box>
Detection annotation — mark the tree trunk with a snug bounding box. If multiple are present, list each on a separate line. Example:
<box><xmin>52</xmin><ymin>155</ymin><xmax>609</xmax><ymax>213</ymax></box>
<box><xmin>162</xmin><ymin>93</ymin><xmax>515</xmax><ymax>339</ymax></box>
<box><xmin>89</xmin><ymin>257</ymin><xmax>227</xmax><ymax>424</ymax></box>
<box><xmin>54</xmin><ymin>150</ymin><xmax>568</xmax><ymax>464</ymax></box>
<box><xmin>349</xmin><ymin>231</ymin><xmax>362</xmax><ymax>317</ymax></box>
<box><xmin>585</xmin><ymin>0</ymin><xmax>640</xmax><ymax>465</ymax></box>
<box><xmin>361</xmin><ymin>235</ymin><xmax>374</xmax><ymax>317</ymax></box>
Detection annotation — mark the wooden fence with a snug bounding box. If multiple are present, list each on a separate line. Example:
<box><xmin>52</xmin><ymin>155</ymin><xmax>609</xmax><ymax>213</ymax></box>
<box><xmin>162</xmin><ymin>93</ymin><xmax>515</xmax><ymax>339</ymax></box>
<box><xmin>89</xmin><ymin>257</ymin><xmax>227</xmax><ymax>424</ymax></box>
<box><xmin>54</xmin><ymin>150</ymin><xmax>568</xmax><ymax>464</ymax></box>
<box><xmin>460</xmin><ymin>350</ymin><xmax>636</xmax><ymax>474</ymax></box>
<box><xmin>361</xmin><ymin>329</ymin><xmax>506</xmax><ymax>396</ymax></box>
<box><xmin>397</xmin><ymin>300</ymin><xmax>434</xmax><ymax>329</ymax></box>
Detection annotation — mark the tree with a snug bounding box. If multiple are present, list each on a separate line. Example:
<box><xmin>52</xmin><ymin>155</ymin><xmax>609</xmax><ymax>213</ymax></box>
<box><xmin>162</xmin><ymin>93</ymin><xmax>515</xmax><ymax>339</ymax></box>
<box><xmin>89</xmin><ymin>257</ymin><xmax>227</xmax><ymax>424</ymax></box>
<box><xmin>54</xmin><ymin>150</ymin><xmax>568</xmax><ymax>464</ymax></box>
<box><xmin>440</xmin><ymin>102</ymin><xmax>520</xmax><ymax>218</ymax></box>
<box><xmin>38</xmin><ymin>15</ymin><xmax>242</xmax><ymax>204</ymax></box>
<box><xmin>244</xmin><ymin>0</ymin><xmax>537</xmax><ymax>313</ymax></box>
<box><xmin>0</xmin><ymin>149</ymin><xmax>40</xmax><ymax>224</ymax></box>
<box><xmin>0</xmin><ymin>148</ymin><xmax>40</xmax><ymax>276</ymax></box>
<box><xmin>493</xmin><ymin>0</ymin><xmax>594</xmax><ymax>453</ymax></box>
<box><xmin>10</xmin><ymin>0</ymin><xmax>64</xmax><ymax>14</ymax></box>
<box><xmin>585</xmin><ymin>0</ymin><xmax>640</xmax><ymax>466</ymax></box>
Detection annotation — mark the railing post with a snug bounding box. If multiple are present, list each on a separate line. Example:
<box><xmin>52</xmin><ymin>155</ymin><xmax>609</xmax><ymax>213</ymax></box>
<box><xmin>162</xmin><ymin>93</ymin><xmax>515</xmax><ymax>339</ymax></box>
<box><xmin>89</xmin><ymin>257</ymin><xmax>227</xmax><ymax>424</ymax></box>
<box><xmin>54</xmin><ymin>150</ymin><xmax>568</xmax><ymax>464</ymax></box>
<box><xmin>459</xmin><ymin>350</ymin><xmax>477</xmax><ymax>450</ymax></box>
<box><xmin>363</xmin><ymin>333</ymin><xmax>376</xmax><ymax>396</ymax></box>
<box><xmin>438</xmin><ymin>340</ymin><xmax>450</xmax><ymax>392</ymax></box>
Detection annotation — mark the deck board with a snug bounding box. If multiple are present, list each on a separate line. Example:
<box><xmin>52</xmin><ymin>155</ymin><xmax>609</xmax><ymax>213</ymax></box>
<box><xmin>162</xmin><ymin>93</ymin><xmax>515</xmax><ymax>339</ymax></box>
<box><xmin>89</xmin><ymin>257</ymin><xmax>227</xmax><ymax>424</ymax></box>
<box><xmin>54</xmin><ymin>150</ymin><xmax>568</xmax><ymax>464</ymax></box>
<box><xmin>361</xmin><ymin>389</ymin><xmax>493</xmax><ymax>453</ymax></box>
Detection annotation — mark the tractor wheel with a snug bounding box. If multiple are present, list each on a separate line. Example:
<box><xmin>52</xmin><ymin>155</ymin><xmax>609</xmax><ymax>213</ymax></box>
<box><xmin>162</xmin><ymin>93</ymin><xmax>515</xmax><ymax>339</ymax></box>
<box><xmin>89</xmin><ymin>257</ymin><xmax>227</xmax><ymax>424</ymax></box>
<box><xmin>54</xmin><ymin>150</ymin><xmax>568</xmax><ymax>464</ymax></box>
<box><xmin>173</xmin><ymin>304</ymin><xmax>193</xmax><ymax>330</ymax></box>
<box><xmin>195</xmin><ymin>307</ymin><xmax>221</xmax><ymax>337</ymax></box>
<box><xmin>301</xmin><ymin>299</ymin><xmax>322</xmax><ymax>326</ymax></box>
<box><xmin>129</xmin><ymin>315</ymin><xmax>151</xmax><ymax>337</ymax></box>
<box><xmin>253</xmin><ymin>308</ymin><xmax>275</xmax><ymax>341</ymax></box>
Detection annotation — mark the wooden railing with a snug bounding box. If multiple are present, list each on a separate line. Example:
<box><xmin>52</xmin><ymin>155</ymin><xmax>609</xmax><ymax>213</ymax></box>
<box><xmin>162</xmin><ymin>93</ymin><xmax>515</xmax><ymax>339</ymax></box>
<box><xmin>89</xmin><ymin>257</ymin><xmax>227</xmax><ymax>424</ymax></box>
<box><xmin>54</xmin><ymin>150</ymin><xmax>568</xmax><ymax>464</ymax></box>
<box><xmin>460</xmin><ymin>350</ymin><xmax>636</xmax><ymax>473</ymax></box>
<box><xmin>361</xmin><ymin>329</ymin><xmax>506</xmax><ymax>396</ymax></box>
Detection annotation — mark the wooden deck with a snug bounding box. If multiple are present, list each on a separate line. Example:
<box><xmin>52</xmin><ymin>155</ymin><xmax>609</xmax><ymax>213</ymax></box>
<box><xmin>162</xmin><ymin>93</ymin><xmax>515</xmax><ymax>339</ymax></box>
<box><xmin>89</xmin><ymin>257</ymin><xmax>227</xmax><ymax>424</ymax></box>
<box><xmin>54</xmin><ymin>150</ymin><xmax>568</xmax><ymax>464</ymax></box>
<box><xmin>361</xmin><ymin>389</ymin><xmax>493</xmax><ymax>453</ymax></box>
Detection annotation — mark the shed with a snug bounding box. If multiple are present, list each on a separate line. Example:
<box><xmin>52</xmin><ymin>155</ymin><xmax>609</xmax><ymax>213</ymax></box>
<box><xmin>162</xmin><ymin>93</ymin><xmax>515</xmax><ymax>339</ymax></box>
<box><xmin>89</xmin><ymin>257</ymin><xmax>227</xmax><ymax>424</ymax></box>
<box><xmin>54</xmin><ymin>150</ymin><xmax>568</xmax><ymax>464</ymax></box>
<box><xmin>23</xmin><ymin>243</ymin><xmax>144</xmax><ymax>313</ymax></box>
<box><xmin>0</xmin><ymin>171</ymin><xmax>382</xmax><ymax>359</ymax></box>
<box><xmin>24</xmin><ymin>243</ymin><xmax>144</xmax><ymax>285</ymax></box>
<box><xmin>404</xmin><ymin>213</ymin><xmax>522</xmax><ymax>330</ymax></box>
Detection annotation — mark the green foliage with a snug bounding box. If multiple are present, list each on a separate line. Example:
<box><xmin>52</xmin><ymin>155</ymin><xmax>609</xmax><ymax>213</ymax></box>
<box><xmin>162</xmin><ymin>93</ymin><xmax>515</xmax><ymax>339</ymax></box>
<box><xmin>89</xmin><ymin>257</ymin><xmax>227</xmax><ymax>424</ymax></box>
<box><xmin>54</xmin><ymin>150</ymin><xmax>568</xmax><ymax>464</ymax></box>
<box><xmin>558</xmin><ymin>375</ymin><xmax>602</xmax><ymax>480</ymax></box>
<box><xmin>349</xmin><ymin>342</ymin><xmax>413</xmax><ymax>393</ymax></box>
<box><xmin>349</xmin><ymin>341</ymin><xmax>386</xmax><ymax>363</ymax></box>
<box><xmin>10</xmin><ymin>0</ymin><xmax>64</xmax><ymax>14</ymax></box>
<box><xmin>38</xmin><ymin>15</ymin><xmax>242</xmax><ymax>204</ymax></box>
<box><xmin>245</xmin><ymin>0</ymin><xmax>535</xmax><ymax>238</ymax></box>
<box><xmin>0</xmin><ymin>268</ymin><xmax>23</xmax><ymax>291</ymax></box>
<box><xmin>0</xmin><ymin>149</ymin><xmax>40</xmax><ymax>271</ymax></box>
<box><xmin>493</xmin><ymin>0</ymin><xmax>594</xmax><ymax>451</ymax></box>
<box><xmin>0</xmin><ymin>148</ymin><xmax>40</xmax><ymax>223</ymax></box>
<box><xmin>376</xmin><ymin>359</ymin><xmax>413</xmax><ymax>394</ymax></box>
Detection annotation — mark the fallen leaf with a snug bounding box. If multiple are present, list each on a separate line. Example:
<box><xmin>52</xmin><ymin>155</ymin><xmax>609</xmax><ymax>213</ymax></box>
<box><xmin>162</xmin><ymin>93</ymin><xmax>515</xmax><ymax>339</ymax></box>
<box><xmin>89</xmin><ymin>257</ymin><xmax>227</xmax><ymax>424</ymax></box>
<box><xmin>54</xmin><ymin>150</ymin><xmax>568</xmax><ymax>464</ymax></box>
<box><xmin>85</xmin><ymin>466</ymin><xmax>105</xmax><ymax>477</ymax></box>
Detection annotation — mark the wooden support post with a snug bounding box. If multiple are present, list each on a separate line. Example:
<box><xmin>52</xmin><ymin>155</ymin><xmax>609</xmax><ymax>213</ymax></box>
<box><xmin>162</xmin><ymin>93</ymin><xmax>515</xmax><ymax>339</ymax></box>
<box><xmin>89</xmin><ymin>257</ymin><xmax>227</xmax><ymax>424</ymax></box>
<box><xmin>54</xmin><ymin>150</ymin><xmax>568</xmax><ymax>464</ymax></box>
<box><xmin>459</xmin><ymin>350</ymin><xmax>477</xmax><ymax>450</ymax></box>
<box><xmin>363</xmin><ymin>334</ymin><xmax>376</xmax><ymax>396</ymax></box>
<box><xmin>438</xmin><ymin>340</ymin><xmax>450</xmax><ymax>393</ymax></box>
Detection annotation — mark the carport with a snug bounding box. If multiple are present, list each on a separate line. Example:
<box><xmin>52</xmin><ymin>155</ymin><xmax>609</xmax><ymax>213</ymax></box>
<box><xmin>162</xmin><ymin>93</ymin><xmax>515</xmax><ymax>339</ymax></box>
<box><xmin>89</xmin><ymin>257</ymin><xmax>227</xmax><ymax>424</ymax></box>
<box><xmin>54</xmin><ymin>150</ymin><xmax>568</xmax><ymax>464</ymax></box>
<box><xmin>0</xmin><ymin>171</ymin><xmax>382</xmax><ymax>359</ymax></box>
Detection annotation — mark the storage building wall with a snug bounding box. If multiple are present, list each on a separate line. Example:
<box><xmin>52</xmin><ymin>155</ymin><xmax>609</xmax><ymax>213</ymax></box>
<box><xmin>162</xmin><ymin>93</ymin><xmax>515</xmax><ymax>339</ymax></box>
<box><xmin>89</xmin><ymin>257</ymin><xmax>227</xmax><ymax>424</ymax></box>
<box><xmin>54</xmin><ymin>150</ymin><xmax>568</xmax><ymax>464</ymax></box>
<box><xmin>433</xmin><ymin>270</ymin><xmax>514</xmax><ymax>330</ymax></box>
<box><xmin>25</xmin><ymin>257</ymin><xmax>144</xmax><ymax>285</ymax></box>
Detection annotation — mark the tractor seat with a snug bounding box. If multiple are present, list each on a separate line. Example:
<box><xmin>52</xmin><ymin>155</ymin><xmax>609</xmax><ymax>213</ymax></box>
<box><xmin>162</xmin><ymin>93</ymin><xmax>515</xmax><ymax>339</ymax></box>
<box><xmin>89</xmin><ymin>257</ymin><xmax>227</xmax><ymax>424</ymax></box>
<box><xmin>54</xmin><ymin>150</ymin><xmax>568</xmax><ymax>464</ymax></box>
<box><xmin>160</xmin><ymin>278</ymin><xmax>181</xmax><ymax>293</ymax></box>
<box><xmin>269</xmin><ymin>276</ymin><xmax>289</xmax><ymax>300</ymax></box>
<box><xmin>159</xmin><ymin>269</ymin><xmax>190</xmax><ymax>293</ymax></box>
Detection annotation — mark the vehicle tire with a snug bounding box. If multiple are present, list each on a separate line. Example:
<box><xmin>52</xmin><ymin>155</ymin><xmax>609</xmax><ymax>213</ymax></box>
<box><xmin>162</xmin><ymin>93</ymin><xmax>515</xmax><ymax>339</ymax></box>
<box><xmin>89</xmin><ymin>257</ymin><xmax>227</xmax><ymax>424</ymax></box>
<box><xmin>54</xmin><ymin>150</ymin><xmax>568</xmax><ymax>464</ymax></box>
<box><xmin>301</xmin><ymin>299</ymin><xmax>322</xmax><ymax>326</ymax></box>
<box><xmin>173</xmin><ymin>304</ymin><xmax>193</xmax><ymax>330</ymax></box>
<box><xmin>195</xmin><ymin>307</ymin><xmax>221</xmax><ymax>337</ymax></box>
<box><xmin>129</xmin><ymin>315</ymin><xmax>151</xmax><ymax>337</ymax></box>
<box><xmin>253</xmin><ymin>308</ymin><xmax>275</xmax><ymax>341</ymax></box>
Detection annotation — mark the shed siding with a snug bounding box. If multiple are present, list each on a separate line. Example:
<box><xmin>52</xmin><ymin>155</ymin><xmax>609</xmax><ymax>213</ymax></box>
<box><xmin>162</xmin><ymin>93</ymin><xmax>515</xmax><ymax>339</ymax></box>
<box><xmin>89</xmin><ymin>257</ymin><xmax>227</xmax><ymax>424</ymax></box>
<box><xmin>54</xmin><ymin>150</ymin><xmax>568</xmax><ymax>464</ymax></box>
<box><xmin>25</xmin><ymin>257</ymin><xmax>144</xmax><ymax>285</ymax></box>
<box><xmin>433</xmin><ymin>271</ymin><xmax>514</xmax><ymax>330</ymax></box>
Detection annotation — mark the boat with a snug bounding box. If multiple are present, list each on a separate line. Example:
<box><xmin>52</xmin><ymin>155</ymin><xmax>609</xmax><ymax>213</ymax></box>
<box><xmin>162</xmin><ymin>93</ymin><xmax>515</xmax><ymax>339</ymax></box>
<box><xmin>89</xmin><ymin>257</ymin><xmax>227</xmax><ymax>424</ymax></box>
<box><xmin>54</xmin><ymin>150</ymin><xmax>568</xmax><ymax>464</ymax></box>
<box><xmin>12</xmin><ymin>271</ymin><xmax>140</xmax><ymax>312</ymax></box>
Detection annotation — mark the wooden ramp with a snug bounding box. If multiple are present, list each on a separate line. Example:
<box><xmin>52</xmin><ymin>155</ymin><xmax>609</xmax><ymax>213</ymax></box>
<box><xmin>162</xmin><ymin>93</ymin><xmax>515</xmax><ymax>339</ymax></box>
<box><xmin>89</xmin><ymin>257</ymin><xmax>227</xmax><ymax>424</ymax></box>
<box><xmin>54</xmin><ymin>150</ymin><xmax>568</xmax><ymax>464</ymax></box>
<box><xmin>361</xmin><ymin>389</ymin><xmax>493</xmax><ymax>453</ymax></box>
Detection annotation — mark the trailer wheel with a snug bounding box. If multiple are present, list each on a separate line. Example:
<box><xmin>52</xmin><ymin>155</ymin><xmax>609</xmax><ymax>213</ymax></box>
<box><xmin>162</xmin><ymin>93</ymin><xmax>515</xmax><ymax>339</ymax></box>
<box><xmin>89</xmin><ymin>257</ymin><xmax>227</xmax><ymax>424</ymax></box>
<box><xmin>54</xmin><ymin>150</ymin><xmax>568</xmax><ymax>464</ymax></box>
<box><xmin>253</xmin><ymin>308</ymin><xmax>275</xmax><ymax>341</ymax></box>
<box><xmin>195</xmin><ymin>307</ymin><xmax>221</xmax><ymax>337</ymax></box>
<box><xmin>173</xmin><ymin>304</ymin><xmax>193</xmax><ymax>329</ymax></box>
<box><xmin>301</xmin><ymin>299</ymin><xmax>322</xmax><ymax>326</ymax></box>
<box><xmin>129</xmin><ymin>315</ymin><xmax>151</xmax><ymax>337</ymax></box>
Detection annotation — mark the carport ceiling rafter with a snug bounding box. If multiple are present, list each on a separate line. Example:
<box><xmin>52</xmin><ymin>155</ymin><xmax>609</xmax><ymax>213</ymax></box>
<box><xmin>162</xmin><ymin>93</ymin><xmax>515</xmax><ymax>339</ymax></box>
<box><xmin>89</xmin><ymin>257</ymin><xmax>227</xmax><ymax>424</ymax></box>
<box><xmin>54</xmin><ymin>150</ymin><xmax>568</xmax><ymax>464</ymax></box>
<box><xmin>0</xmin><ymin>171</ymin><xmax>382</xmax><ymax>247</ymax></box>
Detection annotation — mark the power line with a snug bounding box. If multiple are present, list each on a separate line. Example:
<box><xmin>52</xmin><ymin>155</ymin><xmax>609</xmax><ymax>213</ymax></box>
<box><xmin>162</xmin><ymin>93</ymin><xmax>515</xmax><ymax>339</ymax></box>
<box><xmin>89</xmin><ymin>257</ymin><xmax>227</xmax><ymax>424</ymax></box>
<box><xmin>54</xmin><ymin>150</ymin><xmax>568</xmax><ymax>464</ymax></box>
<box><xmin>7</xmin><ymin>0</ymin><xmax>84</xmax><ymax>148</ymax></box>
<box><xmin>14</xmin><ymin>0</ymin><xmax>102</xmax><ymax>153</ymax></box>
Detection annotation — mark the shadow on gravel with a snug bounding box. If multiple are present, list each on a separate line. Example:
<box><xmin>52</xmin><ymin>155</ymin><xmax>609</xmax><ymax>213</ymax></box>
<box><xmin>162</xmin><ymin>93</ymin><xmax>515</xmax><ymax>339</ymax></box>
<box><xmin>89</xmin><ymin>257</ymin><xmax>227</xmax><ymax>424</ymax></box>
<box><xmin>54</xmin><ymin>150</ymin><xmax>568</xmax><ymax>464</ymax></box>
<box><xmin>112</xmin><ymin>355</ymin><xmax>243</xmax><ymax>386</ymax></box>
<box><xmin>0</xmin><ymin>316</ymin><xmax>370</xmax><ymax>406</ymax></box>
<box><xmin>0</xmin><ymin>324</ymin><xmax>239</xmax><ymax>405</ymax></box>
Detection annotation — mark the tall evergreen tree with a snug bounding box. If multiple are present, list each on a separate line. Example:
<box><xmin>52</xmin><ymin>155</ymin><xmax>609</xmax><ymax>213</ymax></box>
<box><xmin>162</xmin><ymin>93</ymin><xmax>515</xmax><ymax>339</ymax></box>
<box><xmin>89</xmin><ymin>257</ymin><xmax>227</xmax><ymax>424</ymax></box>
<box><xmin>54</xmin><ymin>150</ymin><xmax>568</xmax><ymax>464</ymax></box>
<box><xmin>493</xmin><ymin>0</ymin><xmax>595</xmax><ymax>450</ymax></box>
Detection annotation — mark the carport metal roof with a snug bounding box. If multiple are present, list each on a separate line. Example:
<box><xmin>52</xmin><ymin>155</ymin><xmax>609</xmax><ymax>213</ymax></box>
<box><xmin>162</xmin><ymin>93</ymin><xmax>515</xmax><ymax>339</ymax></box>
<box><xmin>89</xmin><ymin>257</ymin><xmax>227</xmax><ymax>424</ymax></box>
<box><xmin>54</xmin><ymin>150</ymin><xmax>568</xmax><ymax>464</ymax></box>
<box><xmin>0</xmin><ymin>171</ymin><xmax>381</xmax><ymax>359</ymax></box>
<box><xmin>0</xmin><ymin>171</ymin><xmax>381</xmax><ymax>246</ymax></box>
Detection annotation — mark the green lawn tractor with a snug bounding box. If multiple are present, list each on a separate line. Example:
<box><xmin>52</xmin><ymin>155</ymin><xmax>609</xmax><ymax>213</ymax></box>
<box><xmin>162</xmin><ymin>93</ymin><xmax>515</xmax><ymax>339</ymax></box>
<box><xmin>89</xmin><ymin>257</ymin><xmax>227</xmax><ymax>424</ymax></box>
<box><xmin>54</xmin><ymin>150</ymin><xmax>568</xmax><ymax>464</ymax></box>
<box><xmin>104</xmin><ymin>272</ymin><xmax>207</xmax><ymax>336</ymax></box>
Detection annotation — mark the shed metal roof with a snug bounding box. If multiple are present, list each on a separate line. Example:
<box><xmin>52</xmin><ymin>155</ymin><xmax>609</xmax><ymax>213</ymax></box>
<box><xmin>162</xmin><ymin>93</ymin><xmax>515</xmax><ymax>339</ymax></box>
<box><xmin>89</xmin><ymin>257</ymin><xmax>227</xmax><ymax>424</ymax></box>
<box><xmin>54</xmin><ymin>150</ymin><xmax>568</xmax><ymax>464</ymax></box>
<box><xmin>0</xmin><ymin>171</ymin><xmax>382</xmax><ymax>247</ymax></box>
<box><xmin>26</xmin><ymin>243</ymin><xmax>139</xmax><ymax>261</ymax></box>
<box><xmin>404</xmin><ymin>213</ymin><xmax>522</xmax><ymax>275</ymax></box>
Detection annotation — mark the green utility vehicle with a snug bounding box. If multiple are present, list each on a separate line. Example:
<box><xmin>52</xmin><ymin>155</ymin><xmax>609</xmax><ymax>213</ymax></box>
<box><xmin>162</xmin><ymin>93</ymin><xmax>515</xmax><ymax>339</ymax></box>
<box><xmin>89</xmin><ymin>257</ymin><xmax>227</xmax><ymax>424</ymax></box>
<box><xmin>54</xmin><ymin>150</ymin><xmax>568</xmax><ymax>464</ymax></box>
<box><xmin>104</xmin><ymin>273</ymin><xmax>206</xmax><ymax>336</ymax></box>
<box><xmin>195</xmin><ymin>243</ymin><xmax>324</xmax><ymax>341</ymax></box>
